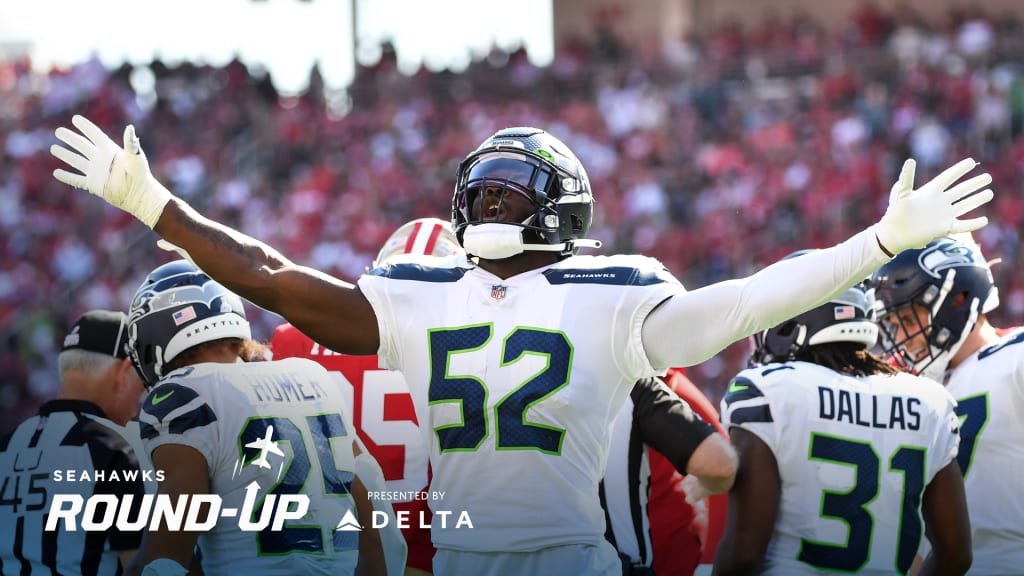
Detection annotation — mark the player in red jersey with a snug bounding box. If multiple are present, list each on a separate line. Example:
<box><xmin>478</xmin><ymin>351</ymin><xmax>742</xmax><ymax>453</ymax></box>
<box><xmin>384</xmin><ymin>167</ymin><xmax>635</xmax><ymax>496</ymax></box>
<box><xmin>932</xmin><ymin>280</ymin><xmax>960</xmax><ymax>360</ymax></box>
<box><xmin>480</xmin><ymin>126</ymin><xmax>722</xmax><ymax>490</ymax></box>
<box><xmin>652</xmin><ymin>369</ymin><xmax>729</xmax><ymax>574</ymax></box>
<box><xmin>271</xmin><ymin>218</ymin><xmax>462</xmax><ymax>576</ymax></box>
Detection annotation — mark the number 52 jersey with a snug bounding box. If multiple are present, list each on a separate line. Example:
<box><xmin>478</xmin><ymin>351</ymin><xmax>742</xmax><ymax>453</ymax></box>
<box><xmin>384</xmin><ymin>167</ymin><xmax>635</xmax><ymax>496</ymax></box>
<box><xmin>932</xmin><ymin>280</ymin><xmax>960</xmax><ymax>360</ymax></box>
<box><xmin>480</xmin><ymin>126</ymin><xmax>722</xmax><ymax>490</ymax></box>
<box><xmin>359</xmin><ymin>253</ymin><xmax>681</xmax><ymax>553</ymax></box>
<box><xmin>720</xmin><ymin>361</ymin><xmax>960</xmax><ymax>575</ymax></box>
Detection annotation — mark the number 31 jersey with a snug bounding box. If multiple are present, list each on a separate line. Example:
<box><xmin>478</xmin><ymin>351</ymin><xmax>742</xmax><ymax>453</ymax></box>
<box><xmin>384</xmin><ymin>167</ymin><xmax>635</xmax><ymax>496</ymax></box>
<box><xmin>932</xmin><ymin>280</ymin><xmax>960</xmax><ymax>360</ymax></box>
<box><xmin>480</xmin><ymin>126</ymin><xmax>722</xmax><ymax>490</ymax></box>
<box><xmin>358</xmin><ymin>253</ymin><xmax>681</xmax><ymax>553</ymax></box>
<box><xmin>138</xmin><ymin>358</ymin><xmax>360</xmax><ymax>576</ymax></box>
<box><xmin>721</xmin><ymin>361</ymin><xmax>959</xmax><ymax>575</ymax></box>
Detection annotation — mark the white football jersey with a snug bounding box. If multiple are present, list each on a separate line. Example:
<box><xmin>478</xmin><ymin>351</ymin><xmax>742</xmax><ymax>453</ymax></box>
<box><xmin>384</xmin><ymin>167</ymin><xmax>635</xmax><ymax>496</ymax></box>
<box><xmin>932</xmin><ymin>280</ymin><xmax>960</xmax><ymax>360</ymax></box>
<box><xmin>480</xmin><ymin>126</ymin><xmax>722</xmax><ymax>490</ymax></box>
<box><xmin>138</xmin><ymin>358</ymin><xmax>360</xmax><ymax>575</ymax></box>
<box><xmin>945</xmin><ymin>328</ymin><xmax>1024</xmax><ymax>574</ymax></box>
<box><xmin>720</xmin><ymin>361</ymin><xmax>959</xmax><ymax>575</ymax></box>
<box><xmin>358</xmin><ymin>253</ymin><xmax>681</xmax><ymax>552</ymax></box>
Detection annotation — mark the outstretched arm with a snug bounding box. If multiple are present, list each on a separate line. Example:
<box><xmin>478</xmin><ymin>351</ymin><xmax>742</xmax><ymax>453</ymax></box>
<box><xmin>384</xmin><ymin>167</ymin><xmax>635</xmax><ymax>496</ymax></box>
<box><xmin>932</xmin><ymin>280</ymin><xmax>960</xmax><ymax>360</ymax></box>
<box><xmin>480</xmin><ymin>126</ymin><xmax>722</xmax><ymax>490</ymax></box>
<box><xmin>643</xmin><ymin>157</ymin><xmax>993</xmax><ymax>368</ymax></box>
<box><xmin>157</xmin><ymin>201</ymin><xmax>379</xmax><ymax>354</ymax></box>
<box><xmin>51</xmin><ymin>115</ymin><xmax>379</xmax><ymax>355</ymax></box>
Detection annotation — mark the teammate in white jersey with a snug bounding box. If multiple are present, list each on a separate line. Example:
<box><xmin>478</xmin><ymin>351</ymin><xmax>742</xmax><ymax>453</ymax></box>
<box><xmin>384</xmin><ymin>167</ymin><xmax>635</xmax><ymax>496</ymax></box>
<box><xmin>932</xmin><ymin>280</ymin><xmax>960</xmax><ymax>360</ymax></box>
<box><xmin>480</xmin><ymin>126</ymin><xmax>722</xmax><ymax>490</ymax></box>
<box><xmin>122</xmin><ymin>261</ymin><xmax>399</xmax><ymax>576</ymax></box>
<box><xmin>51</xmin><ymin>117</ymin><xmax>993</xmax><ymax>576</ymax></box>
<box><xmin>715</xmin><ymin>266</ymin><xmax>971</xmax><ymax>576</ymax></box>
<box><xmin>873</xmin><ymin>235</ymin><xmax>1024</xmax><ymax>574</ymax></box>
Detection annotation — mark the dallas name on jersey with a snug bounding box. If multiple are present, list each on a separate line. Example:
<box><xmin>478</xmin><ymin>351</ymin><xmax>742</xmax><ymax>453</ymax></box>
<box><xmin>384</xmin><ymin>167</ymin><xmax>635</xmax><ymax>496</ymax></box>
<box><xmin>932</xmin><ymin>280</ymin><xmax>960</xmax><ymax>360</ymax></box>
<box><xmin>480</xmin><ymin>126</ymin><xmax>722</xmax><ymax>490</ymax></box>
<box><xmin>138</xmin><ymin>357</ymin><xmax>361</xmax><ymax>575</ymax></box>
<box><xmin>358</xmin><ymin>252</ymin><xmax>681</xmax><ymax>552</ymax></box>
<box><xmin>945</xmin><ymin>327</ymin><xmax>1024</xmax><ymax>573</ymax></box>
<box><xmin>721</xmin><ymin>361</ymin><xmax>959</xmax><ymax>575</ymax></box>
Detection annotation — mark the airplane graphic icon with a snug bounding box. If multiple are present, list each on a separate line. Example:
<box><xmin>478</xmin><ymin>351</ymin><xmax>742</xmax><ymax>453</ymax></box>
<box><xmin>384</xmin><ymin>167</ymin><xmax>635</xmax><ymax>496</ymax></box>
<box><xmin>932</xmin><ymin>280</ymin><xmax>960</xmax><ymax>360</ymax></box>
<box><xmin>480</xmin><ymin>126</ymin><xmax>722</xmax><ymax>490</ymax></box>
<box><xmin>245</xmin><ymin>425</ymin><xmax>285</xmax><ymax>469</ymax></box>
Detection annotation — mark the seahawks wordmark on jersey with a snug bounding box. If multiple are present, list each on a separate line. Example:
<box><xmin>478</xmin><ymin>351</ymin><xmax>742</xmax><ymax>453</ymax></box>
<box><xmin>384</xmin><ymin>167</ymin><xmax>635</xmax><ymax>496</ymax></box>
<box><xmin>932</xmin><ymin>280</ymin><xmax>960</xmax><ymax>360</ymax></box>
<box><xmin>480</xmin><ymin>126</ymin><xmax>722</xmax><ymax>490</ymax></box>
<box><xmin>721</xmin><ymin>361</ymin><xmax>959</xmax><ymax>575</ymax></box>
<box><xmin>944</xmin><ymin>327</ymin><xmax>1024</xmax><ymax>574</ymax></box>
<box><xmin>138</xmin><ymin>358</ymin><xmax>361</xmax><ymax>576</ymax></box>
<box><xmin>359</xmin><ymin>253</ymin><xmax>681</xmax><ymax>553</ymax></box>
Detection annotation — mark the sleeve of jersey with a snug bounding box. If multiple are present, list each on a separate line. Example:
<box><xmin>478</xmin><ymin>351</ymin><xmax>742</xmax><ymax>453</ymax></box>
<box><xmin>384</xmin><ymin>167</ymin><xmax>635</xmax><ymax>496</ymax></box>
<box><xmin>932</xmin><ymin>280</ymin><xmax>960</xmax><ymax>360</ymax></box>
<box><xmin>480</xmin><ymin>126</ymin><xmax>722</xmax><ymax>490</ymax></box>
<box><xmin>644</xmin><ymin>227</ymin><xmax>889</xmax><ymax>367</ymax></box>
<box><xmin>607</xmin><ymin>255</ymin><xmax>685</xmax><ymax>378</ymax></box>
<box><xmin>632</xmin><ymin>377</ymin><xmax>716</xmax><ymax>473</ymax></box>
<box><xmin>719</xmin><ymin>373</ymin><xmax>780</xmax><ymax>453</ymax></box>
<box><xmin>357</xmin><ymin>273</ymin><xmax>402</xmax><ymax>371</ymax></box>
<box><xmin>137</xmin><ymin>381</ymin><xmax>219</xmax><ymax>475</ymax></box>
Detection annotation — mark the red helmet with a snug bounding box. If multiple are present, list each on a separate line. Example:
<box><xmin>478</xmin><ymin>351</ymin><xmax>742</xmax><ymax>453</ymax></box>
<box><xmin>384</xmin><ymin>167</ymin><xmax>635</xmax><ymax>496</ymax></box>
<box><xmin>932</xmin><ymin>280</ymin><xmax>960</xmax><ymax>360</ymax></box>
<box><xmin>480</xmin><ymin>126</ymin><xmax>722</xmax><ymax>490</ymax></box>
<box><xmin>373</xmin><ymin>217</ymin><xmax>463</xmax><ymax>267</ymax></box>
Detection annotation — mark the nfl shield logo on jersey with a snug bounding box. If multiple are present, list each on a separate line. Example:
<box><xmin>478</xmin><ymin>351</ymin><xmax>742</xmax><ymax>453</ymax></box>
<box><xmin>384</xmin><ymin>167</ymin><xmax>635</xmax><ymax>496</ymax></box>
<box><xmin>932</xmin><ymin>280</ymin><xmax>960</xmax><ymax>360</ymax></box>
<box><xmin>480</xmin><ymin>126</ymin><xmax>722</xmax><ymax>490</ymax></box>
<box><xmin>490</xmin><ymin>285</ymin><xmax>507</xmax><ymax>301</ymax></box>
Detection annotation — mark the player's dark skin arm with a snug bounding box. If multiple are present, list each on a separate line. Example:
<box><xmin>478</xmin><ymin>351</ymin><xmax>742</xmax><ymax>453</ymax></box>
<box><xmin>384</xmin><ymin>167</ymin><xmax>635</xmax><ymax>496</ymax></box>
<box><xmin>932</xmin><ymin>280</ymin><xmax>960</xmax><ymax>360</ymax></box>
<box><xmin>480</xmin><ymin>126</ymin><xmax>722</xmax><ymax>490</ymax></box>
<box><xmin>154</xmin><ymin>187</ymin><xmax>554</xmax><ymax>354</ymax></box>
<box><xmin>351</xmin><ymin>443</ymin><xmax>387</xmax><ymax>576</ymax></box>
<box><xmin>124</xmin><ymin>444</ymin><xmax>210</xmax><ymax>576</ymax></box>
<box><xmin>712</xmin><ymin>427</ymin><xmax>779</xmax><ymax>576</ymax></box>
<box><xmin>155</xmin><ymin>200</ymin><xmax>380</xmax><ymax>355</ymax></box>
<box><xmin>918</xmin><ymin>461</ymin><xmax>972</xmax><ymax>576</ymax></box>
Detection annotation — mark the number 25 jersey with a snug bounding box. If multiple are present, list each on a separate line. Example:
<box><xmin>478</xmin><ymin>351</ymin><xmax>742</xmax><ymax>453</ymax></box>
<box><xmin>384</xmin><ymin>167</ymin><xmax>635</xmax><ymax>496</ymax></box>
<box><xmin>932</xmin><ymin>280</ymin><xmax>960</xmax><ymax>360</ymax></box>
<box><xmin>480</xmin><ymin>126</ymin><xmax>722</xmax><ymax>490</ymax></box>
<box><xmin>721</xmin><ymin>361</ymin><xmax>959</xmax><ymax>575</ymax></box>
<box><xmin>138</xmin><ymin>358</ymin><xmax>361</xmax><ymax>575</ymax></box>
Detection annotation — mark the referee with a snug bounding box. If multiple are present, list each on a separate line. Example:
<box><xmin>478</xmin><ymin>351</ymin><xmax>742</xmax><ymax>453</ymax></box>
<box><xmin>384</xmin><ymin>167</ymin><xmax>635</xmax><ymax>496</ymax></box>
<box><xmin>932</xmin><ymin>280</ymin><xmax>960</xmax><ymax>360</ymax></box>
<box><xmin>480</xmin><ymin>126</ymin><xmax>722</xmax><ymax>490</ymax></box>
<box><xmin>0</xmin><ymin>310</ymin><xmax>147</xmax><ymax>575</ymax></box>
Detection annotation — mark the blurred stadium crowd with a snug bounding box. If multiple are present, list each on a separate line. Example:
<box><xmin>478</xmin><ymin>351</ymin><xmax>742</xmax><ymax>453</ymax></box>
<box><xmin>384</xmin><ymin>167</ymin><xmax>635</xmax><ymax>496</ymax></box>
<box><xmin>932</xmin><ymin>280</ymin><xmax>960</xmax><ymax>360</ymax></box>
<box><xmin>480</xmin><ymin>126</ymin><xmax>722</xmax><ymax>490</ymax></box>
<box><xmin>3</xmin><ymin>3</ymin><xmax>1024</xmax><ymax>429</ymax></box>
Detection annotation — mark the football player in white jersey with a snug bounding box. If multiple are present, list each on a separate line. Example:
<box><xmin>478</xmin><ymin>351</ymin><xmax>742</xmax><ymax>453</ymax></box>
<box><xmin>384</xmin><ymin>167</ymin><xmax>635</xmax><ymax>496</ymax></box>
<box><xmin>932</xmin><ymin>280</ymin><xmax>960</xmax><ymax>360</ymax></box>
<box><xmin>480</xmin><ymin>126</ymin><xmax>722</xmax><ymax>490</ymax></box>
<box><xmin>52</xmin><ymin>116</ymin><xmax>992</xmax><ymax>576</ymax></box>
<box><xmin>270</xmin><ymin>217</ymin><xmax>465</xmax><ymax>575</ymax></box>
<box><xmin>873</xmin><ymin>235</ymin><xmax>1024</xmax><ymax>574</ymax></box>
<box><xmin>715</xmin><ymin>265</ymin><xmax>971</xmax><ymax>576</ymax></box>
<box><xmin>122</xmin><ymin>261</ymin><xmax>401</xmax><ymax>576</ymax></box>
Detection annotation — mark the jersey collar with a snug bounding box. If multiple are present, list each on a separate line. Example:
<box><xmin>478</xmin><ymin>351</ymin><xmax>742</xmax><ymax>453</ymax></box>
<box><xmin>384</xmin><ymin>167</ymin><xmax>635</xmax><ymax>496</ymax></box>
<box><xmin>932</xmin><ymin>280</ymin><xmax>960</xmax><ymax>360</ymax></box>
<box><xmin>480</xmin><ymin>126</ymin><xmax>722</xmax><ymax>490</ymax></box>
<box><xmin>38</xmin><ymin>399</ymin><xmax>108</xmax><ymax>419</ymax></box>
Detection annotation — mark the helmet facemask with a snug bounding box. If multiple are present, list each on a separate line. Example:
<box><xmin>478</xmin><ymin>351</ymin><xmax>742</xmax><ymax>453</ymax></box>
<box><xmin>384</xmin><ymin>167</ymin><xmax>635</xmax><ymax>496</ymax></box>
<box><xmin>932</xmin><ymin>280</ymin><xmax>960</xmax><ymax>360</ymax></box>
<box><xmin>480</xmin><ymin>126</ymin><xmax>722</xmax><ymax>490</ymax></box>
<box><xmin>451</xmin><ymin>129</ymin><xmax>599</xmax><ymax>260</ymax></box>
<box><xmin>876</xmin><ymin>270</ymin><xmax>981</xmax><ymax>381</ymax></box>
<box><xmin>872</xmin><ymin>237</ymin><xmax>994</xmax><ymax>381</ymax></box>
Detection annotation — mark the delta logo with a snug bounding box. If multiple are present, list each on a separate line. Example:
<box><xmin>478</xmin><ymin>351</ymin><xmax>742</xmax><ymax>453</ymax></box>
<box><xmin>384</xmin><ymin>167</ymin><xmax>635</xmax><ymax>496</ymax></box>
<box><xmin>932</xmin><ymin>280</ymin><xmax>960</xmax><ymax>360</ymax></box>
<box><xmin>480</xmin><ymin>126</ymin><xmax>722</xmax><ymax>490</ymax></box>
<box><xmin>334</xmin><ymin>508</ymin><xmax>474</xmax><ymax>531</ymax></box>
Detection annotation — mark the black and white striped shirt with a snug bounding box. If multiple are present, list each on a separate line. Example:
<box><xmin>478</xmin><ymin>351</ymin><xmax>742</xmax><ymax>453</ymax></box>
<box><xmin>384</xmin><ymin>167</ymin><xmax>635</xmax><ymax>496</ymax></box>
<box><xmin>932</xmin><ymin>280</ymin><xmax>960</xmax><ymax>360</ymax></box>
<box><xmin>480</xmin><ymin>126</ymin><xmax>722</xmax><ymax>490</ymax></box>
<box><xmin>0</xmin><ymin>400</ymin><xmax>145</xmax><ymax>576</ymax></box>
<box><xmin>601</xmin><ymin>377</ymin><xmax>715</xmax><ymax>573</ymax></box>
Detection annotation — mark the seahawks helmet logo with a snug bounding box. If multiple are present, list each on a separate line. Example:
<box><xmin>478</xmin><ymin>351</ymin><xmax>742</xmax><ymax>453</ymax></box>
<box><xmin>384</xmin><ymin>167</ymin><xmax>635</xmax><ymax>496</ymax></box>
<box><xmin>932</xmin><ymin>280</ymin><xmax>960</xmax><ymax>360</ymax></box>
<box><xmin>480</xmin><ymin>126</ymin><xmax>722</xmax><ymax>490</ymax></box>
<box><xmin>918</xmin><ymin>238</ymin><xmax>982</xmax><ymax>278</ymax></box>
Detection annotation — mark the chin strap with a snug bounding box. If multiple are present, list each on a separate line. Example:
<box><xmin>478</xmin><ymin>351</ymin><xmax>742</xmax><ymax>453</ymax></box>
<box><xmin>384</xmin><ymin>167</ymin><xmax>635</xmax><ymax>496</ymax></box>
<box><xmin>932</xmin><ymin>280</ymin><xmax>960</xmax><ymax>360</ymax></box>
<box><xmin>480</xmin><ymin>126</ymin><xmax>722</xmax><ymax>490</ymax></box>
<box><xmin>464</xmin><ymin>223</ymin><xmax>601</xmax><ymax>259</ymax></box>
<box><xmin>521</xmin><ymin>238</ymin><xmax>603</xmax><ymax>253</ymax></box>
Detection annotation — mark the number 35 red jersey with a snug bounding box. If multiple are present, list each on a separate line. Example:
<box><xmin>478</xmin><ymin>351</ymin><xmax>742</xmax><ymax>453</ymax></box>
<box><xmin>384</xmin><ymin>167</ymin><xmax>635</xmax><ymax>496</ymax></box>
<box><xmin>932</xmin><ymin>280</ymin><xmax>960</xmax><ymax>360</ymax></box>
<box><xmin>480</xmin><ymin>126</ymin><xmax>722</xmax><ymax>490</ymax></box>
<box><xmin>270</xmin><ymin>323</ymin><xmax>434</xmax><ymax>572</ymax></box>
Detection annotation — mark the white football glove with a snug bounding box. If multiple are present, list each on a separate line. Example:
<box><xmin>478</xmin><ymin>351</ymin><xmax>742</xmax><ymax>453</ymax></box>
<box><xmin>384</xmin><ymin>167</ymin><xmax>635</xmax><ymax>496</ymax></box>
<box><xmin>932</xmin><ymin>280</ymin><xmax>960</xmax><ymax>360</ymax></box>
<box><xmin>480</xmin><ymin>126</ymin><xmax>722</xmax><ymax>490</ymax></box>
<box><xmin>874</xmin><ymin>157</ymin><xmax>993</xmax><ymax>257</ymax></box>
<box><xmin>51</xmin><ymin>115</ymin><xmax>174</xmax><ymax>228</ymax></box>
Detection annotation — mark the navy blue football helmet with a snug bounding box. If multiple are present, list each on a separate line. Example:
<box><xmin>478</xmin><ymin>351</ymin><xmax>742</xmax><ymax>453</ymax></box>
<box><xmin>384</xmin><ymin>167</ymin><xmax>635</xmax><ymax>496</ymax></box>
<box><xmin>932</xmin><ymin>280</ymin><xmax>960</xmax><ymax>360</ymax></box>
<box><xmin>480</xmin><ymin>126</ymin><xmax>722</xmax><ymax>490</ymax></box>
<box><xmin>751</xmin><ymin>250</ymin><xmax>878</xmax><ymax>365</ymax></box>
<box><xmin>871</xmin><ymin>236</ymin><xmax>996</xmax><ymax>380</ymax></box>
<box><xmin>451</xmin><ymin>127</ymin><xmax>598</xmax><ymax>256</ymax></box>
<box><xmin>127</xmin><ymin>260</ymin><xmax>251</xmax><ymax>386</ymax></box>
